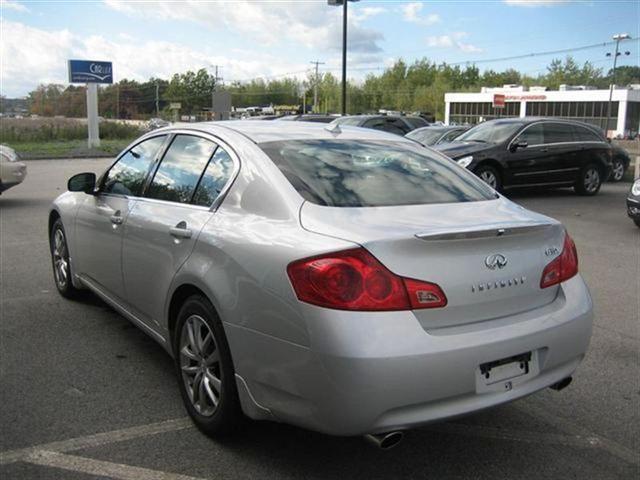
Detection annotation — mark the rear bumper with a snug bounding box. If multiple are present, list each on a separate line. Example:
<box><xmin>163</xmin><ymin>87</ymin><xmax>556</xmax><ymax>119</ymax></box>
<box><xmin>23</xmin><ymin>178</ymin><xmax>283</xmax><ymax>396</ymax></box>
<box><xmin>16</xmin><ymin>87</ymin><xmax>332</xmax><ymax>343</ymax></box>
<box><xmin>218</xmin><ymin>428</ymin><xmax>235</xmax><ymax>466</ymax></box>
<box><xmin>0</xmin><ymin>162</ymin><xmax>27</xmax><ymax>192</ymax></box>
<box><xmin>228</xmin><ymin>275</ymin><xmax>593</xmax><ymax>436</ymax></box>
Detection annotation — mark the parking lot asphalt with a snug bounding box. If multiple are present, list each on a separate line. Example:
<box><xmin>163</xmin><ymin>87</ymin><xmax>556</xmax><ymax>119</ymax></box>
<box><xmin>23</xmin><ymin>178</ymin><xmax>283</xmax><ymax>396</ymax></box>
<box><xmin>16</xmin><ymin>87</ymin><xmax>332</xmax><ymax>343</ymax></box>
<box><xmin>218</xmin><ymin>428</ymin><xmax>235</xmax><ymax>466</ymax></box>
<box><xmin>1</xmin><ymin>158</ymin><xmax>638</xmax><ymax>479</ymax></box>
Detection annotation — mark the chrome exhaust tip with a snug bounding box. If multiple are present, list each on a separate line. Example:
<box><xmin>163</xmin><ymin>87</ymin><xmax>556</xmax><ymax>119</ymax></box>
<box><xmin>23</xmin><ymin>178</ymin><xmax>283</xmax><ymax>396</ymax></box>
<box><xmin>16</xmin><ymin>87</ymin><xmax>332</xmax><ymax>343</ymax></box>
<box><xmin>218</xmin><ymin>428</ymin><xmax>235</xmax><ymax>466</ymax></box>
<box><xmin>550</xmin><ymin>376</ymin><xmax>572</xmax><ymax>391</ymax></box>
<box><xmin>363</xmin><ymin>431</ymin><xmax>404</xmax><ymax>450</ymax></box>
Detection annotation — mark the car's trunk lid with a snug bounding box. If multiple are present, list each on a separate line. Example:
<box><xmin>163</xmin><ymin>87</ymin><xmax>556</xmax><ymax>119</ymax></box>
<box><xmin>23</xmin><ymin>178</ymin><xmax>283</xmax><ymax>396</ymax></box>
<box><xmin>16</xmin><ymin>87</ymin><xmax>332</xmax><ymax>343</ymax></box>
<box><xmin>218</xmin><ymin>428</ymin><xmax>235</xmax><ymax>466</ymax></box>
<box><xmin>300</xmin><ymin>198</ymin><xmax>564</xmax><ymax>330</ymax></box>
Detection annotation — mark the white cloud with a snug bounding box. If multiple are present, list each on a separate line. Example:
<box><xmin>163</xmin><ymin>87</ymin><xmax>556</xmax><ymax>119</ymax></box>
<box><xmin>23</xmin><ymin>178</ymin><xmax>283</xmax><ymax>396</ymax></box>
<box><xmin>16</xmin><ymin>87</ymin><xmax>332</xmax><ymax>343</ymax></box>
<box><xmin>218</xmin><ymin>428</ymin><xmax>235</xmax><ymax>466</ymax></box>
<box><xmin>103</xmin><ymin>0</ymin><xmax>384</xmax><ymax>54</ymax></box>
<box><xmin>0</xmin><ymin>20</ymin><xmax>313</xmax><ymax>97</ymax></box>
<box><xmin>504</xmin><ymin>0</ymin><xmax>570</xmax><ymax>6</ymax></box>
<box><xmin>0</xmin><ymin>0</ymin><xmax>29</xmax><ymax>12</ymax></box>
<box><xmin>401</xmin><ymin>2</ymin><xmax>441</xmax><ymax>26</ymax></box>
<box><xmin>426</xmin><ymin>32</ymin><xmax>482</xmax><ymax>53</ymax></box>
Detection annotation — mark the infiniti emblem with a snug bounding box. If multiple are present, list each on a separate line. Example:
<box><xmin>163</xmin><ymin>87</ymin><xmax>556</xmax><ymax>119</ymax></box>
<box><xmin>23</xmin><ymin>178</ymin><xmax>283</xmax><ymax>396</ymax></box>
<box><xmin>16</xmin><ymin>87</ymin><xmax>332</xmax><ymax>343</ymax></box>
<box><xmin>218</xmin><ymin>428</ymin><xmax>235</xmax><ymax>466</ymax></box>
<box><xmin>485</xmin><ymin>253</ymin><xmax>508</xmax><ymax>270</ymax></box>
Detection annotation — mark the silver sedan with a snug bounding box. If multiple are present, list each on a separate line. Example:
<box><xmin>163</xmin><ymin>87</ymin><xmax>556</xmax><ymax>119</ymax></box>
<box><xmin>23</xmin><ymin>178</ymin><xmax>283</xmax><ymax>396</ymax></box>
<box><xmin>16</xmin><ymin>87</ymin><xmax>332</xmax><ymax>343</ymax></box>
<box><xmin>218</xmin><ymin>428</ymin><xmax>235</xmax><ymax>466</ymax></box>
<box><xmin>48</xmin><ymin>121</ymin><xmax>593</xmax><ymax>449</ymax></box>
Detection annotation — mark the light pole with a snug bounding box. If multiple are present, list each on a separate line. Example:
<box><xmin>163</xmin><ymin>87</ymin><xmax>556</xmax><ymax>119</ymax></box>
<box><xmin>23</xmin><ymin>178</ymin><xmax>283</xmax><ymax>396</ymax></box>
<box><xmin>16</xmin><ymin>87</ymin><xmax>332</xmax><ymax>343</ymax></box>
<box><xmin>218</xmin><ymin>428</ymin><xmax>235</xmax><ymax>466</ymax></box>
<box><xmin>328</xmin><ymin>0</ymin><xmax>358</xmax><ymax>116</ymax></box>
<box><xmin>605</xmin><ymin>33</ymin><xmax>631</xmax><ymax>136</ymax></box>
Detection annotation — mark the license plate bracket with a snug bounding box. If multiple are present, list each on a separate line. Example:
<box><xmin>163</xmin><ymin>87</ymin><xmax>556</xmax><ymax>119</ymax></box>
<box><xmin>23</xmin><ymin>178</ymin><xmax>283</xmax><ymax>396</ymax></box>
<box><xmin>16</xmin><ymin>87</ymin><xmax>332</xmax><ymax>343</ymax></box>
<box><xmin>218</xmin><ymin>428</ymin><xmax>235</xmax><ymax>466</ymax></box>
<box><xmin>480</xmin><ymin>352</ymin><xmax>531</xmax><ymax>385</ymax></box>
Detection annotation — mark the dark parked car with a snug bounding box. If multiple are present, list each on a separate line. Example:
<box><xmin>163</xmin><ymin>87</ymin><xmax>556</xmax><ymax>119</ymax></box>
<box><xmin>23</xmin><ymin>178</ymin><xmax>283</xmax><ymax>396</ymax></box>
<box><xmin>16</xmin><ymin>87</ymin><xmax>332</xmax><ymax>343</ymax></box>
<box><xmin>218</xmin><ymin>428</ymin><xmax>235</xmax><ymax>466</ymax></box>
<box><xmin>627</xmin><ymin>179</ymin><xmax>640</xmax><ymax>228</ymax></box>
<box><xmin>406</xmin><ymin>125</ymin><xmax>470</xmax><ymax>146</ymax></box>
<box><xmin>276</xmin><ymin>114</ymin><xmax>337</xmax><ymax>123</ymax></box>
<box><xmin>330</xmin><ymin>115</ymin><xmax>429</xmax><ymax>136</ymax></box>
<box><xmin>435</xmin><ymin>118</ymin><xmax>614</xmax><ymax>196</ymax></box>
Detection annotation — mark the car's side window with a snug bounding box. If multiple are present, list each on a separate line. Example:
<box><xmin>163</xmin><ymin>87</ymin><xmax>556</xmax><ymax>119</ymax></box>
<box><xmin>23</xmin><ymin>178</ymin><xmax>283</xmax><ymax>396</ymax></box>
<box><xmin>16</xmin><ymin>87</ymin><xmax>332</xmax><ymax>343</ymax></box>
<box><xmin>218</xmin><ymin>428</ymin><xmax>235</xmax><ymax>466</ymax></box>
<box><xmin>573</xmin><ymin>125</ymin><xmax>603</xmax><ymax>142</ymax></box>
<box><xmin>102</xmin><ymin>136</ymin><xmax>166</xmax><ymax>196</ymax></box>
<box><xmin>192</xmin><ymin>147</ymin><xmax>235</xmax><ymax>207</ymax></box>
<box><xmin>544</xmin><ymin>123</ymin><xmax>575</xmax><ymax>144</ymax></box>
<box><xmin>146</xmin><ymin>135</ymin><xmax>217</xmax><ymax>204</ymax></box>
<box><xmin>517</xmin><ymin>124</ymin><xmax>544</xmax><ymax>146</ymax></box>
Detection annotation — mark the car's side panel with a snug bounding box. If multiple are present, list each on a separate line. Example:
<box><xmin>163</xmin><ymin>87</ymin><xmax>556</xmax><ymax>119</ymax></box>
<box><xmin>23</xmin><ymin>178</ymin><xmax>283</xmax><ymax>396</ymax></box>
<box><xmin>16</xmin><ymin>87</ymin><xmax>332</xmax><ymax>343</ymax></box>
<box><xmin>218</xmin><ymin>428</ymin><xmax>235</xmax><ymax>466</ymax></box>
<box><xmin>74</xmin><ymin>193</ymin><xmax>135</xmax><ymax>300</ymax></box>
<box><xmin>122</xmin><ymin>199</ymin><xmax>213</xmax><ymax>333</ymax></box>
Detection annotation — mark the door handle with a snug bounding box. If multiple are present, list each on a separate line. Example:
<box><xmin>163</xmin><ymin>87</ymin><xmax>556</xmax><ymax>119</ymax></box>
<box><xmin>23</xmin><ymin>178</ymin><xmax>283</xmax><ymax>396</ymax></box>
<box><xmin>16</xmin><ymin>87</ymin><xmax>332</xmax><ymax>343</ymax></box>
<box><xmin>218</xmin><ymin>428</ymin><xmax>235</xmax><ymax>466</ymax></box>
<box><xmin>170</xmin><ymin>222</ymin><xmax>192</xmax><ymax>239</ymax></box>
<box><xmin>110</xmin><ymin>212</ymin><xmax>123</xmax><ymax>225</ymax></box>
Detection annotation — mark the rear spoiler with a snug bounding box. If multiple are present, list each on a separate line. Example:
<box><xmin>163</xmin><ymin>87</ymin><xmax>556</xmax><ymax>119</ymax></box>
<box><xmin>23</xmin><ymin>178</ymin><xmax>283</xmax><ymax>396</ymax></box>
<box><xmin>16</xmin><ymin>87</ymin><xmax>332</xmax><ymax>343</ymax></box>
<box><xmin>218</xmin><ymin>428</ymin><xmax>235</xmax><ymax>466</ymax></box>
<box><xmin>415</xmin><ymin>223</ymin><xmax>553</xmax><ymax>241</ymax></box>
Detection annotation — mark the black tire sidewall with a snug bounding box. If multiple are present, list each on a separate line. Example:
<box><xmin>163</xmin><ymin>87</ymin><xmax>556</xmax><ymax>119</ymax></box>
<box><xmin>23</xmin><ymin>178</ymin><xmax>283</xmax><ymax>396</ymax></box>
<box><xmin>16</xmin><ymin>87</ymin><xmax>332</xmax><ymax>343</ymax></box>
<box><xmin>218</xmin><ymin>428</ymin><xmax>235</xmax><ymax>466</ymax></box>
<box><xmin>173</xmin><ymin>295</ymin><xmax>240</xmax><ymax>436</ymax></box>
<box><xmin>50</xmin><ymin>218</ymin><xmax>76</xmax><ymax>297</ymax></box>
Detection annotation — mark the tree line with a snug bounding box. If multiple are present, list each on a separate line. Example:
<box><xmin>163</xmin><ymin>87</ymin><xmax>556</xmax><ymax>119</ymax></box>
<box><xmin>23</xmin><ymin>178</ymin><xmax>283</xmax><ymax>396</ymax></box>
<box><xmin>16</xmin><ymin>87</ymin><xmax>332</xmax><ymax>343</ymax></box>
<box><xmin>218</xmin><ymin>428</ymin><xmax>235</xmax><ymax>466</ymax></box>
<box><xmin>22</xmin><ymin>57</ymin><xmax>640</xmax><ymax>121</ymax></box>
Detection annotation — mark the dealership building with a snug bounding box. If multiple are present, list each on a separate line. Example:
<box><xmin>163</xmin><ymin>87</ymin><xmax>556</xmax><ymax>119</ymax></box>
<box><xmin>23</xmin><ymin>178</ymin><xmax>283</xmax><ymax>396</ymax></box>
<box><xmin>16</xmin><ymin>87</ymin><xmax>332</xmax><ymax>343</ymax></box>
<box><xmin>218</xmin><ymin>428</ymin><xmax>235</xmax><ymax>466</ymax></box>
<box><xmin>444</xmin><ymin>85</ymin><xmax>640</xmax><ymax>138</ymax></box>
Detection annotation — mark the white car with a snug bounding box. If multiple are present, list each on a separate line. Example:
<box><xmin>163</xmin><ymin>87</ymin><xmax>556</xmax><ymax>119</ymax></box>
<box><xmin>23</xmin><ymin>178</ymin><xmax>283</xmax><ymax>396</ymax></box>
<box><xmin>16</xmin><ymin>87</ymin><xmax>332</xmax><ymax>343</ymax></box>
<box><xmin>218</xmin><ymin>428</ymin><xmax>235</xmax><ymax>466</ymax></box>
<box><xmin>0</xmin><ymin>145</ymin><xmax>27</xmax><ymax>193</ymax></box>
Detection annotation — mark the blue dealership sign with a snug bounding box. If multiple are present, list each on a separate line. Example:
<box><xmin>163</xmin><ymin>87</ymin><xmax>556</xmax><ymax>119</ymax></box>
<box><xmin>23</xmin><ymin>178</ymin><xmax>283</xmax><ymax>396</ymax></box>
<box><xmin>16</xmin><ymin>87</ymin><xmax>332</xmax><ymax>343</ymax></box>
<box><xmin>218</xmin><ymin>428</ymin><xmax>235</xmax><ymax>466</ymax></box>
<box><xmin>68</xmin><ymin>60</ymin><xmax>113</xmax><ymax>84</ymax></box>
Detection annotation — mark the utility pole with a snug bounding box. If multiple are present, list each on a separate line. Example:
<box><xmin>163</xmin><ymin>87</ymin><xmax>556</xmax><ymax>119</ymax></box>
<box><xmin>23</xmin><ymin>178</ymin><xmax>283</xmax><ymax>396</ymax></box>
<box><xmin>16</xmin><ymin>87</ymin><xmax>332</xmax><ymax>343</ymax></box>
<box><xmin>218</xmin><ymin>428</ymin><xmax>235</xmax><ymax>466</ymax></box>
<box><xmin>155</xmin><ymin>82</ymin><xmax>159</xmax><ymax>117</ymax></box>
<box><xmin>605</xmin><ymin>33</ymin><xmax>631</xmax><ymax>137</ymax></box>
<box><xmin>310</xmin><ymin>60</ymin><xmax>325</xmax><ymax>113</ymax></box>
<box><xmin>116</xmin><ymin>84</ymin><xmax>120</xmax><ymax>119</ymax></box>
<box><xmin>328</xmin><ymin>0</ymin><xmax>358</xmax><ymax>116</ymax></box>
<box><xmin>210</xmin><ymin>65</ymin><xmax>223</xmax><ymax>119</ymax></box>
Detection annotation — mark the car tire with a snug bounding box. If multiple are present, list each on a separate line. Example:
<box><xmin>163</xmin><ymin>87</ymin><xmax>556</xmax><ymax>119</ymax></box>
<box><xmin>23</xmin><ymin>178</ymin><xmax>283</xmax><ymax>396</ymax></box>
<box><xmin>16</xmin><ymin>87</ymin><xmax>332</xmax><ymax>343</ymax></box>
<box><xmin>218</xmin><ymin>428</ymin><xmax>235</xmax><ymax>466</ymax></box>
<box><xmin>50</xmin><ymin>218</ymin><xmax>81</xmax><ymax>299</ymax></box>
<box><xmin>173</xmin><ymin>295</ymin><xmax>242</xmax><ymax>437</ymax></box>
<box><xmin>474</xmin><ymin>164</ymin><xmax>502</xmax><ymax>191</ymax></box>
<box><xmin>574</xmin><ymin>164</ymin><xmax>602</xmax><ymax>196</ymax></box>
<box><xmin>634</xmin><ymin>219</ymin><xmax>640</xmax><ymax>228</ymax></box>
<box><xmin>610</xmin><ymin>158</ymin><xmax>626</xmax><ymax>182</ymax></box>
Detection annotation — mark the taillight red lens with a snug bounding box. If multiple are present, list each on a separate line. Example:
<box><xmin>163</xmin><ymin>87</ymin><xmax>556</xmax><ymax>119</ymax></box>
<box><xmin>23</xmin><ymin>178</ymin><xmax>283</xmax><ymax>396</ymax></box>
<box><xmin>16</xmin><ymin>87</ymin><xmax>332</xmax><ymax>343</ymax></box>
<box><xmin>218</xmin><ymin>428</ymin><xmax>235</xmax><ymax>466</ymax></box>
<box><xmin>540</xmin><ymin>232</ymin><xmax>579</xmax><ymax>289</ymax></box>
<box><xmin>287</xmin><ymin>247</ymin><xmax>447</xmax><ymax>311</ymax></box>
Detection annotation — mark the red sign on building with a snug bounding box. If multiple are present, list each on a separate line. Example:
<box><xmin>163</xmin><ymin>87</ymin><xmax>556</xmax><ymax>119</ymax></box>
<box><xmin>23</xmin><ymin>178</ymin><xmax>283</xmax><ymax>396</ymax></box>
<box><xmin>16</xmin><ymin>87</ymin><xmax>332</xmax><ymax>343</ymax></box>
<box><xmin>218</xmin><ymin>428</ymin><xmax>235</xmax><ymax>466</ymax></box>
<box><xmin>493</xmin><ymin>94</ymin><xmax>506</xmax><ymax>108</ymax></box>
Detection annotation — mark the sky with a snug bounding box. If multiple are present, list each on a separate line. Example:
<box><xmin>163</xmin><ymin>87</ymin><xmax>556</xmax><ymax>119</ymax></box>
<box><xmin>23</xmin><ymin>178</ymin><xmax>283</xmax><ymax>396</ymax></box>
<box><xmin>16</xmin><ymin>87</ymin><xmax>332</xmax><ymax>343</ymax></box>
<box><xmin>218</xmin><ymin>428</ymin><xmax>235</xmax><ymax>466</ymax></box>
<box><xmin>1</xmin><ymin>0</ymin><xmax>639</xmax><ymax>97</ymax></box>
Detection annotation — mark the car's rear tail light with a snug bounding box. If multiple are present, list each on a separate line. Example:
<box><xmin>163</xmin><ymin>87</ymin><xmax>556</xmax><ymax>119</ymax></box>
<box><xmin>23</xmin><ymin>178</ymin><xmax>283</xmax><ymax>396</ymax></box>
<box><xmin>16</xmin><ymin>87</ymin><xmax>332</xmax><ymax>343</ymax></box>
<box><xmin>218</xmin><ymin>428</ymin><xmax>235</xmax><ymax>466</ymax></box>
<box><xmin>540</xmin><ymin>232</ymin><xmax>579</xmax><ymax>289</ymax></box>
<box><xmin>287</xmin><ymin>248</ymin><xmax>447</xmax><ymax>311</ymax></box>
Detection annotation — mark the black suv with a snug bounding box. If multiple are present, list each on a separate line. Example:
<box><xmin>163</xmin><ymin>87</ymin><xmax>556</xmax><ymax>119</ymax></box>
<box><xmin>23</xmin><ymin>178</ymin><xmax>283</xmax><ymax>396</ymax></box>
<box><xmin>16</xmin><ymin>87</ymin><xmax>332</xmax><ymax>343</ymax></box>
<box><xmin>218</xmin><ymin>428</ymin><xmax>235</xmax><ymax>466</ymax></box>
<box><xmin>435</xmin><ymin>118</ymin><xmax>614</xmax><ymax>195</ymax></box>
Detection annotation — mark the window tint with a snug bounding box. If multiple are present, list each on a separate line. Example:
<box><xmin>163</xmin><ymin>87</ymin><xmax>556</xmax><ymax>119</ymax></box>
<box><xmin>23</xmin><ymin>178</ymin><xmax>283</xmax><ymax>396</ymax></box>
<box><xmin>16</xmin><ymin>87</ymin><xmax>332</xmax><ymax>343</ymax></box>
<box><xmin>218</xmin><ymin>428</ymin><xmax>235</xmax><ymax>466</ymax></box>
<box><xmin>103</xmin><ymin>136</ymin><xmax>166</xmax><ymax>196</ymax></box>
<box><xmin>544</xmin><ymin>123</ymin><xmax>575</xmax><ymax>144</ymax></box>
<box><xmin>573</xmin><ymin>125</ymin><xmax>603</xmax><ymax>142</ymax></box>
<box><xmin>146</xmin><ymin>135</ymin><xmax>216</xmax><ymax>204</ymax></box>
<box><xmin>406</xmin><ymin>128</ymin><xmax>443</xmax><ymax>146</ymax></box>
<box><xmin>517</xmin><ymin>124</ymin><xmax>544</xmax><ymax>146</ymax></box>
<box><xmin>192</xmin><ymin>147</ymin><xmax>235</xmax><ymax>206</ymax></box>
<box><xmin>404</xmin><ymin>117</ymin><xmax>428</xmax><ymax>129</ymax></box>
<box><xmin>260</xmin><ymin>140</ymin><xmax>495</xmax><ymax>207</ymax></box>
<box><xmin>442</xmin><ymin>129</ymin><xmax>464</xmax><ymax>142</ymax></box>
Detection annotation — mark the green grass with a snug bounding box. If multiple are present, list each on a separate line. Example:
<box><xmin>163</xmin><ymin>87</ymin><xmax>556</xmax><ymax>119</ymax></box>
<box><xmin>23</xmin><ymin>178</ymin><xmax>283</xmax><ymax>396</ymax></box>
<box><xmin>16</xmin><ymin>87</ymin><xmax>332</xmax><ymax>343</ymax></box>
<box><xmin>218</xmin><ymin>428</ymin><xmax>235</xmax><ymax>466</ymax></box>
<box><xmin>8</xmin><ymin>139</ymin><xmax>135</xmax><ymax>159</ymax></box>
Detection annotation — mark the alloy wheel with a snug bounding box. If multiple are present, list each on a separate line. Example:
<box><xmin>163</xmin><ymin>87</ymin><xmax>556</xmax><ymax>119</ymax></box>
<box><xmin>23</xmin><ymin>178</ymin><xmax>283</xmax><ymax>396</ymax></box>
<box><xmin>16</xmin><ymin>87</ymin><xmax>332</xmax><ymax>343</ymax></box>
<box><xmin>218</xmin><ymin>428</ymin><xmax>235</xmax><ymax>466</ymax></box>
<box><xmin>612</xmin><ymin>160</ymin><xmax>624</xmax><ymax>181</ymax></box>
<box><xmin>479</xmin><ymin>170</ymin><xmax>497</xmax><ymax>189</ymax></box>
<box><xmin>52</xmin><ymin>228</ymin><xmax>69</xmax><ymax>289</ymax></box>
<box><xmin>179</xmin><ymin>314</ymin><xmax>222</xmax><ymax>417</ymax></box>
<box><xmin>583</xmin><ymin>168</ymin><xmax>600</xmax><ymax>193</ymax></box>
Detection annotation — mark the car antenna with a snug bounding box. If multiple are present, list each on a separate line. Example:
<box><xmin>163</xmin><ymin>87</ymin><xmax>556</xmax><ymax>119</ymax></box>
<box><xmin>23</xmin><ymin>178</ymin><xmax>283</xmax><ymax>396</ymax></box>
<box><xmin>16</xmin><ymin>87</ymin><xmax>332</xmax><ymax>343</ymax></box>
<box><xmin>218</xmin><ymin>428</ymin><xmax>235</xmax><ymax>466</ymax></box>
<box><xmin>325</xmin><ymin>123</ymin><xmax>341</xmax><ymax>135</ymax></box>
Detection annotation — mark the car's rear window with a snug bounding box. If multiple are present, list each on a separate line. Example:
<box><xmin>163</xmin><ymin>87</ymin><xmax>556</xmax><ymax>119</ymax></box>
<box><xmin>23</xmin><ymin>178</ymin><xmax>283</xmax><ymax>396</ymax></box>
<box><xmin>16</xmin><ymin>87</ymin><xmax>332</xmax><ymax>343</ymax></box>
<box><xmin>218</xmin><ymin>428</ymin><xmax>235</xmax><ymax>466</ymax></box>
<box><xmin>259</xmin><ymin>139</ymin><xmax>495</xmax><ymax>207</ymax></box>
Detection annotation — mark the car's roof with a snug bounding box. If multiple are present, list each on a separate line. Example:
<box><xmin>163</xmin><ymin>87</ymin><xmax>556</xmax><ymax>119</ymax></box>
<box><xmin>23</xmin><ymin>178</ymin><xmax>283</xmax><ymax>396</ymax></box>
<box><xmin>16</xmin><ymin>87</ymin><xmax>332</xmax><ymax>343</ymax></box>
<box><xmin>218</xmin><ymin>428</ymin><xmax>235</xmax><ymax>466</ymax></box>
<box><xmin>410</xmin><ymin>125</ymin><xmax>467</xmax><ymax>134</ymax></box>
<box><xmin>164</xmin><ymin>120</ymin><xmax>414</xmax><ymax>144</ymax></box>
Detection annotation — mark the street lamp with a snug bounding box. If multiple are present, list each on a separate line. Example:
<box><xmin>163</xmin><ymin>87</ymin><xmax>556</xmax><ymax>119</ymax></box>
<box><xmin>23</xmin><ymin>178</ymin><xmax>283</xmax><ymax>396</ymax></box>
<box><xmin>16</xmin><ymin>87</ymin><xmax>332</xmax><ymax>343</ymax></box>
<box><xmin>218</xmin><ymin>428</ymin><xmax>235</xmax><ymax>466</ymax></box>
<box><xmin>328</xmin><ymin>0</ymin><xmax>359</xmax><ymax>116</ymax></box>
<box><xmin>605</xmin><ymin>33</ymin><xmax>631</xmax><ymax>137</ymax></box>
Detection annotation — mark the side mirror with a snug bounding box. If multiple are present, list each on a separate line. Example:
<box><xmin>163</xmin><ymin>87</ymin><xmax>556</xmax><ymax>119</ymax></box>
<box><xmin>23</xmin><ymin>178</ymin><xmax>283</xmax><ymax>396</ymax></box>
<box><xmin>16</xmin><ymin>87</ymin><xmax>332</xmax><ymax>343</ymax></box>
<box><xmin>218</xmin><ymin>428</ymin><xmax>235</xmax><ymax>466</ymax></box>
<box><xmin>68</xmin><ymin>172</ymin><xmax>96</xmax><ymax>194</ymax></box>
<box><xmin>510</xmin><ymin>140</ymin><xmax>528</xmax><ymax>152</ymax></box>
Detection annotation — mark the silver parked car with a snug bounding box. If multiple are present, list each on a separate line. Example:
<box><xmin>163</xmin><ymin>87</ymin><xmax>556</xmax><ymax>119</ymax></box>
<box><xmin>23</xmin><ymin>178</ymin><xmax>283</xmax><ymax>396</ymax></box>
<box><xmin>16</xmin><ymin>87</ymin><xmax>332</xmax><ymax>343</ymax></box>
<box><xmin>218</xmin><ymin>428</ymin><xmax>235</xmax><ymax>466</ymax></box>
<box><xmin>49</xmin><ymin>121</ymin><xmax>593</xmax><ymax>448</ymax></box>
<box><xmin>0</xmin><ymin>145</ymin><xmax>27</xmax><ymax>193</ymax></box>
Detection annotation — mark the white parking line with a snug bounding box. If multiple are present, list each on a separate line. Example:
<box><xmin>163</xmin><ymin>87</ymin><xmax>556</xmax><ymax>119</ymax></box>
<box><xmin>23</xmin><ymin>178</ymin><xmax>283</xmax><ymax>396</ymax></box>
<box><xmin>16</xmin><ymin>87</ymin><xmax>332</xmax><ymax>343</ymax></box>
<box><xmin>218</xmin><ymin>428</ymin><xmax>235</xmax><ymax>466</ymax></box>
<box><xmin>26</xmin><ymin>450</ymin><xmax>207</xmax><ymax>480</ymax></box>
<box><xmin>0</xmin><ymin>417</ymin><xmax>192</xmax><ymax>465</ymax></box>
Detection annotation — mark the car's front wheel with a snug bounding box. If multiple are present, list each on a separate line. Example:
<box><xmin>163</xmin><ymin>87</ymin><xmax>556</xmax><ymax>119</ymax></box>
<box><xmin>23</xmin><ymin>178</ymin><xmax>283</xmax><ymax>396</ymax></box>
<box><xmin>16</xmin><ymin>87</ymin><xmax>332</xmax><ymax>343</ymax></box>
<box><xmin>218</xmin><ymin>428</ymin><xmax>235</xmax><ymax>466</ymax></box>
<box><xmin>610</xmin><ymin>158</ymin><xmax>626</xmax><ymax>182</ymax></box>
<box><xmin>174</xmin><ymin>295</ymin><xmax>242</xmax><ymax>437</ymax></box>
<box><xmin>474</xmin><ymin>164</ymin><xmax>502</xmax><ymax>191</ymax></box>
<box><xmin>50</xmin><ymin>218</ymin><xmax>80</xmax><ymax>299</ymax></box>
<box><xmin>574</xmin><ymin>165</ymin><xmax>602</xmax><ymax>196</ymax></box>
